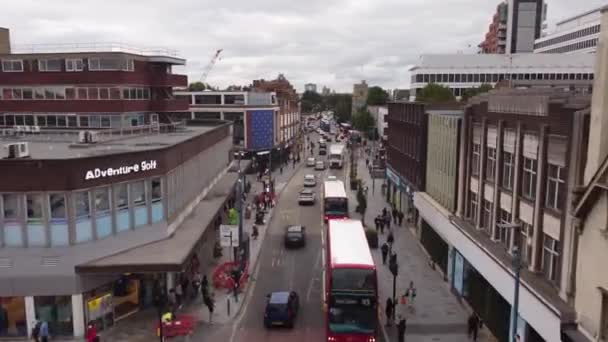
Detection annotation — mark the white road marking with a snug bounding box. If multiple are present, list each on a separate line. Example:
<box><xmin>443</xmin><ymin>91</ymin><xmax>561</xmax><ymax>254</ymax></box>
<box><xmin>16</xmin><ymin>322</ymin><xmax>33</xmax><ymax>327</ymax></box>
<box><xmin>229</xmin><ymin>247</ymin><xmax>264</xmax><ymax>342</ymax></box>
<box><xmin>306</xmin><ymin>251</ymin><xmax>322</xmax><ymax>302</ymax></box>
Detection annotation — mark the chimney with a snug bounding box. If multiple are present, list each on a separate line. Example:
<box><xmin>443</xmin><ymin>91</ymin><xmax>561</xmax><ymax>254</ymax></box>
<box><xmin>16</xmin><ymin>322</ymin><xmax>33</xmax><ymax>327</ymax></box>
<box><xmin>0</xmin><ymin>28</ymin><xmax>10</xmax><ymax>54</ymax></box>
<box><xmin>584</xmin><ymin>6</ymin><xmax>608</xmax><ymax>183</ymax></box>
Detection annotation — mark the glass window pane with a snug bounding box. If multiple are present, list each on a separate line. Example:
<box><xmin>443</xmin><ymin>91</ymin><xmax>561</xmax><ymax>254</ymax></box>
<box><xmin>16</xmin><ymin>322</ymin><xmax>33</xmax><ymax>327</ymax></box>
<box><xmin>110</xmin><ymin>88</ymin><xmax>121</xmax><ymax>99</ymax></box>
<box><xmin>99</xmin><ymin>88</ymin><xmax>109</xmax><ymax>99</ymax></box>
<box><xmin>49</xmin><ymin>193</ymin><xmax>66</xmax><ymax>219</ymax></box>
<box><xmin>2</xmin><ymin>194</ymin><xmax>19</xmax><ymax>219</ymax></box>
<box><xmin>88</xmin><ymin>87</ymin><xmax>99</xmax><ymax>100</ymax></box>
<box><xmin>77</xmin><ymin>88</ymin><xmax>88</xmax><ymax>99</ymax></box>
<box><xmin>67</xmin><ymin>116</ymin><xmax>77</xmax><ymax>127</ymax></box>
<box><xmin>151</xmin><ymin>178</ymin><xmax>162</xmax><ymax>200</ymax></box>
<box><xmin>95</xmin><ymin>187</ymin><xmax>110</xmax><ymax>212</ymax></box>
<box><xmin>131</xmin><ymin>181</ymin><xmax>146</xmax><ymax>205</ymax></box>
<box><xmin>57</xmin><ymin>116</ymin><xmax>66</xmax><ymax>127</ymax></box>
<box><xmin>74</xmin><ymin>191</ymin><xmax>90</xmax><ymax>217</ymax></box>
<box><xmin>27</xmin><ymin>194</ymin><xmax>44</xmax><ymax>220</ymax></box>
<box><xmin>115</xmin><ymin>184</ymin><xmax>128</xmax><ymax>208</ymax></box>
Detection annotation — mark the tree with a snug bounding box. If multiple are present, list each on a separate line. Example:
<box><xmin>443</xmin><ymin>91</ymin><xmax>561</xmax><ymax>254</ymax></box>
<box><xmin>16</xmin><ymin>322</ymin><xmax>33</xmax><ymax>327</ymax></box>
<box><xmin>352</xmin><ymin>109</ymin><xmax>375</xmax><ymax>134</ymax></box>
<box><xmin>188</xmin><ymin>82</ymin><xmax>215</xmax><ymax>91</ymax></box>
<box><xmin>367</xmin><ymin>86</ymin><xmax>389</xmax><ymax>106</ymax></box>
<box><xmin>324</xmin><ymin>94</ymin><xmax>352</xmax><ymax>123</ymax></box>
<box><xmin>461</xmin><ymin>84</ymin><xmax>494</xmax><ymax>102</ymax></box>
<box><xmin>301</xmin><ymin>90</ymin><xmax>324</xmax><ymax>113</ymax></box>
<box><xmin>415</xmin><ymin>83</ymin><xmax>456</xmax><ymax>103</ymax></box>
<box><xmin>356</xmin><ymin>182</ymin><xmax>367</xmax><ymax>225</ymax></box>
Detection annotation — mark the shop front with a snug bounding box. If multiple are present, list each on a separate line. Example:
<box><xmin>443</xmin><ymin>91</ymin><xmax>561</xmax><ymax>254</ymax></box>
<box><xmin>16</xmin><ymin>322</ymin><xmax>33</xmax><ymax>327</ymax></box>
<box><xmin>420</xmin><ymin>219</ymin><xmax>449</xmax><ymax>275</ymax></box>
<box><xmin>0</xmin><ymin>297</ymin><xmax>27</xmax><ymax>338</ymax></box>
<box><xmin>34</xmin><ymin>296</ymin><xmax>73</xmax><ymax>336</ymax></box>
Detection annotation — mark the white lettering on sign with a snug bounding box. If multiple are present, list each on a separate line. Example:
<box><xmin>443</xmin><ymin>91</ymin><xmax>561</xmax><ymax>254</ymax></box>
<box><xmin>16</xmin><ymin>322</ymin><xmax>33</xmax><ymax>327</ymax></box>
<box><xmin>85</xmin><ymin>160</ymin><xmax>158</xmax><ymax>180</ymax></box>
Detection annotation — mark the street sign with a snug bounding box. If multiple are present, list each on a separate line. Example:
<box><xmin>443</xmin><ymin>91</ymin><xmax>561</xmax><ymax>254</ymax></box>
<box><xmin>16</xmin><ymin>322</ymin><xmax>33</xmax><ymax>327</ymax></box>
<box><xmin>219</xmin><ymin>225</ymin><xmax>239</xmax><ymax>247</ymax></box>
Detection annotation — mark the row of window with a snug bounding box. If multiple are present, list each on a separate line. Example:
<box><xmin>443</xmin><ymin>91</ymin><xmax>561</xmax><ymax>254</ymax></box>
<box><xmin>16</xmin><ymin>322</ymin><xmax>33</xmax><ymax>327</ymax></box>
<box><xmin>468</xmin><ymin>193</ymin><xmax>560</xmax><ymax>283</ymax></box>
<box><xmin>1</xmin><ymin>57</ymin><xmax>135</xmax><ymax>73</ymax></box>
<box><xmin>0</xmin><ymin>178</ymin><xmax>162</xmax><ymax>247</ymax></box>
<box><xmin>471</xmin><ymin>143</ymin><xmax>565</xmax><ymax>211</ymax></box>
<box><xmin>413</xmin><ymin>72</ymin><xmax>594</xmax><ymax>84</ymax></box>
<box><xmin>0</xmin><ymin>113</ymin><xmax>146</xmax><ymax>128</ymax></box>
<box><xmin>0</xmin><ymin>86</ymin><xmax>151</xmax><ymax>101</ymax></box>
<box><xmin>534</xmin><ymin>24</ymin><xmax>601</xmax><ymax>49</ymax></box>
<box><xmin>538</xmin><ymin>38</ymin><xmax>598</xmax><ymax>54</ymax></box>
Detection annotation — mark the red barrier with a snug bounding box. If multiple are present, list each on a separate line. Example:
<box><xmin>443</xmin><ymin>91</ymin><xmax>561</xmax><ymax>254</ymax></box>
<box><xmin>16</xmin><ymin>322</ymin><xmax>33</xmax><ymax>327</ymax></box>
<box><xmin>212</xmin><ymin>261</ymin><xmax>249</xmax><ymax>290</ymax></box>
<box><xmin>156</xmin><ymin>314</ymin><xmax>195</xmax><ymax>338</ymax></box>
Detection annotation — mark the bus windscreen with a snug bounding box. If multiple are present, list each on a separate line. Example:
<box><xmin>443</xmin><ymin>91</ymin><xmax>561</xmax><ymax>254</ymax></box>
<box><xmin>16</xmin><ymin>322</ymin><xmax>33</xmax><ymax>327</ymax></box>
<box><xmin>324</xmin><ymin>198</ymin><xmax>348</xmax><ymax>216</ymax></box>
<box><xmin>328</xmin><ymin>294</ymin><xmax>376</xmax><ymax>334</ymax></box>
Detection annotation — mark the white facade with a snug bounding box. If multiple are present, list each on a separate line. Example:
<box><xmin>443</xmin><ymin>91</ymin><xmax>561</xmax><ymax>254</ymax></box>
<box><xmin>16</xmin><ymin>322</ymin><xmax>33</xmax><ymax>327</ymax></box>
<box><xmin>534</xmin><ymin>6</ymin><xmax>602</xmax><ymax>54</ymax></box>
<box><xmin>409</xmin><ymin>53</ymin><xmax>595</xmax><ymax>100</ymax></box>
<box><xmin>367</xmin><ymin>105</ymin><xmax>388</xmax><ymax>140</ymax></box>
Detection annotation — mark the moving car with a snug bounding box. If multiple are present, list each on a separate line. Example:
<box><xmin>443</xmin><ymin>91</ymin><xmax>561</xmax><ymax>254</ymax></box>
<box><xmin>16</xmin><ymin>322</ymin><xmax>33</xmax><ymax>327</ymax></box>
<box><xmin>284</xmin><ymin>225</ymin><xmax>306</xmax><ymax>248</ymax></box>
<box><xmin>315</xmin><ymin>160</ymin><xmax>325</xmax><ymax>170</ymax></box>
<box><xmin>264</xmin><ymin>291</ymin><xmax>300</xmax><ymax>328</ymax></box>
<box><xmin>298</xmin><ymin>189</ymin><xmax>316</xmax><ymax>205</ymax></box>
<box><xmin>326</xmin><ymin>175</ymin><xmax>337</xmax><ymax>181</ymax></box>
<box><xmin>306</xmin><ymin>157</ymin><xmax>316</xmax><ymax>167</ymax></box>
<box><xmin>303</xmin><ymin>174</ymin><xmax>316</xmax><ymax>187</ymax></box>
<box><xmin>318</xmin><ymin>148</ymin><xmax>327</xmax><ymax>156</ymax></box>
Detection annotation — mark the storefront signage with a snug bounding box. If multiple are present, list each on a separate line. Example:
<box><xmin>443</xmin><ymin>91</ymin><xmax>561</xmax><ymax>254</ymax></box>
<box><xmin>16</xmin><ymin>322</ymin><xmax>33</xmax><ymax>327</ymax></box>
<box><xmin>84</xmin><ymin>160</ymin><xmax>158</xmax><ymax>180</ymax></box>
<box><xmin>386</xmin><ymin>167</ymin><xmax>401</xmax><ymax>187</ymax></box>
<box><xmin>87</xmin><ymin>293</ymin><xmax>112</xmax><ymax>321</ymax></box>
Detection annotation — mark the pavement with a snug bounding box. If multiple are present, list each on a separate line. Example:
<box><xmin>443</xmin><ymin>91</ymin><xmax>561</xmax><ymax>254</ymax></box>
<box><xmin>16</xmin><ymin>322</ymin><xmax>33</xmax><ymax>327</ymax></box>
<box><xmin>347</xmin><ymin>146</ymin><xmax>498</xmax><ymax>342</ymax></box>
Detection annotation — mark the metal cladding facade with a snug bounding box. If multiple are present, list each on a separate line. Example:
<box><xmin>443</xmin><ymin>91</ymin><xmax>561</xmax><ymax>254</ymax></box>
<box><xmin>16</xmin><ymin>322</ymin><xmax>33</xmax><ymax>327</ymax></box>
<box><xmin>246</xmin><ymin>109</ymin><xmax>274</xmax><ymax>151</ymax></box>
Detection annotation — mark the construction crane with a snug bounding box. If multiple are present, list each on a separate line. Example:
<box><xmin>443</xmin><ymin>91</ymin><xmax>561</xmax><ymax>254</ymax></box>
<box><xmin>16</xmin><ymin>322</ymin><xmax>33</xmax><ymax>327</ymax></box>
<box><xmin>199</xmin><ymin>49</ymin><xmax>223</xmax><ymax>83</ymax></box>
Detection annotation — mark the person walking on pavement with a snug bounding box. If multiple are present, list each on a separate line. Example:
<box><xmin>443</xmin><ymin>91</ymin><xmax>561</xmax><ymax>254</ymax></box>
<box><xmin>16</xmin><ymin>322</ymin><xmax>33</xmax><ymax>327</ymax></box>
<box><xmin>389</xmin><ymin>251</ymin><xmax>397</xmax><ymax>268</ymax></box>
<box><xmin>392</xmin><ymin>207</ymin><xmax>398</xmax><ymax>224</ymax></box>
<box><xmin>397</xmin><ymin>315</ymin><xmax>407</xmax><ymax>342</ymax></box>
<box><xmin>86</xmin><ymin>321</ymin><xmax>98</xmax><ymax>342</ymax></box>
<box><xmin>381</xmin><ymin>242</ymin><xmax>389</xmax><ymax>264</ymax></box>
<box><xmin>203</xmin><ymin>293</ymin><xmax>215</xmax><ymax>324</ymax></box>
<box><xmin>379</xmin><ymin>218</ymin><xmax>385</xmax><ymax>234</ymax></box>
<box><xmin>387</xmin><ymin>231</ymin><xmax>395</xmax><ymax>253</ymax></box>
<box><xmin>467</xmin><ymin>313</ymin><xmax>481</xmax><ymax>341</ymax></box>
<box><xmin>385</xmin><ymin>297</ymin><xmax>394</xmax><ymax>326</ymax></box>
<box><xmin>38</xmin><ymin>320</ymin><xmax>49</xmax><ymax>342</ymax></box>
<box><xmin>398</xmin><ymin>211</ymin><xmax>404</xmax><ymax>226</ymax></box>
<box><xmin>385</xmin><ymin>211</ymin><xmax>392</xmax><ymax>231</ymax></box>
<box><xmin>374</xmin><ymin>215</ymin><xmax>381</xmax><ymax>232</ymax></box>
<box><xmin>406</xmin><ymin>281</ymin><xmax>417</xmax><ymax>312</ymax></box>
<box><xmin>382</xmin><ymin>207</ymin><xmax>387</xmax><ymax>218</ymax></box>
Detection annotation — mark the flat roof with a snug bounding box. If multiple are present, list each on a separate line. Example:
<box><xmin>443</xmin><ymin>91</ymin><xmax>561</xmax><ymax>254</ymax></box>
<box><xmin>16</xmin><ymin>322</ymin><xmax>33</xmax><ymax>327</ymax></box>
<box><xmin>76</xmin><ymin>171</ymin><xmax>239</xmax><ymax>273</ymax></box>
<box><xmin>409</xmin><ymin>53</ymin><xmax>595</xmax><ymax>71</ymax></box>
<box><xmin>323</xmin><ymin>180</ymin><xmax>347</xmax><ymax>198</ymax></box>
<box><xmin>328</xmin><ymin>219</ymin><xmax>374</xmax><ymax>268</ymax></box>
<box><xmin>0</xmin><ymin>125</ymin><xmax>218</xmax><ymax>160</ymax></box>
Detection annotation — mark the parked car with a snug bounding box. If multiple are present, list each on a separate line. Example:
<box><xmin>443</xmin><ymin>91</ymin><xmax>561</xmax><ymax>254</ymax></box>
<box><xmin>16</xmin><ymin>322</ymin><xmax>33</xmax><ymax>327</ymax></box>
<box><xmin>284</xmin><ymin>225</ymin><xmax>306</xmax><ymax>248</ymax></box>
<box><xmin>303</xmin><ymin>174</ymin><xmax>316</xmax><ymax>187</ymax></box>
<box><xmin>298</xmin><ymin>189</ymin><xmax>316</xmax><ymax>205</ymax></box>
<box><xmin>315</xmin><ymin>160</ymin><xmax>325</xmax><ymax>170</ymax></box>
<box><xmin>306</xmin><ymin>157</ymin><xmax>316</xmax><ymax>167</ymax></box>
<box><xmin>264</xmin><ymin>291</ymin><xmax>300</xmax><ymax>328</ymax></box>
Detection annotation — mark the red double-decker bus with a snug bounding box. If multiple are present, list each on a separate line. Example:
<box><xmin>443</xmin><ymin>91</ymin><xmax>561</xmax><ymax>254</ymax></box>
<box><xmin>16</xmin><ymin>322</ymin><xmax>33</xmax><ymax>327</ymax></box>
<box><xmin>323</xmin><ymin>180</ymin><xmax>349</xmax><ymax>222</ymax></box>
<box><xmin>323</xmin><ymin>219</ymin><xmax>378</xmax><ymax>342</ymax></box>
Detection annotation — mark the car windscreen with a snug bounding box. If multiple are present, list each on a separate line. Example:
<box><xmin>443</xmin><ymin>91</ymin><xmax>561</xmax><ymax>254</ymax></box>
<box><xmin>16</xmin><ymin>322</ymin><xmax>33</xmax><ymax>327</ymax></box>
<box><xmin>324</xmin><ymin>198</ymin><xmax>347</xmax><ymax>215</ymax></box>
<box><xmin>266</xmin><ymin>303</ymin><xmax>287</xmax><ymax>315</ymax></box>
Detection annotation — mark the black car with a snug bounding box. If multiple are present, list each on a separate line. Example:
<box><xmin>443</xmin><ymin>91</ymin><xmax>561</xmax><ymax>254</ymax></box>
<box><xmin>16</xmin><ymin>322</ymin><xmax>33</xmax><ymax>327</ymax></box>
<box><xmin>264</xmin><ymin>291</ymin><xmax>300</xmax><ymax>328</ymax></box>
<box><xmin>284</xmin><ymin>225</ymin><xmax>306</xmax><ymax>248</ymax></box>
<box><xmin>318</xmin><ymin>148</ymin><xmax>327</xmax><ymax>156</ymax></box>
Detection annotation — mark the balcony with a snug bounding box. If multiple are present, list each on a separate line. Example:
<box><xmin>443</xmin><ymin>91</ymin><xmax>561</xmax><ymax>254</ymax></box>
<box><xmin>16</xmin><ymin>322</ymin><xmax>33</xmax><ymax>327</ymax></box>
<box><xmin>0</xmin><ymin>98</ymin><xmax>189</xmax><ymax>113</ymax></box>
<box><xmin>0</xmin><ymin>71</ymin><xmax>188</xmax><ymax>88</ymax></box>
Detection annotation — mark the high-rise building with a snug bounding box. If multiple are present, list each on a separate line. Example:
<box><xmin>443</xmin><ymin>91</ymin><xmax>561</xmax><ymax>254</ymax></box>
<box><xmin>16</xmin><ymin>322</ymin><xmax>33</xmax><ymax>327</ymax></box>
<box><xmin>479</xmin><ymin>0</ymin><xmax>546</xmax><ymax>54</ymax></box>
<box><xmin>321</xmin><ymin>86</ymin><xmax>331</xmax><ymax>96</ymax></box>
<box><xmin>352</xmin><ymin>80</ymin><xmax>368</xmax><ymax>115</ymax></box>
<box><xmin>534</xmin><ymin>5</ymin><xmax>602</xmax><ymax>54</ymax></box>
<box><xmin>304</xmin><ymin>83</ymin><xmax>317</xmax><ymax>93</ymax></box>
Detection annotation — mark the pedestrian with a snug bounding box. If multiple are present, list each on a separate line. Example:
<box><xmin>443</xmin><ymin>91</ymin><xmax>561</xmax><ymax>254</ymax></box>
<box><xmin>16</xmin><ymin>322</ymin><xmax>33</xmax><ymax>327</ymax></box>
<box><xmin>39</xmin><ymin>320</ymin><xmax>49</xmax><ymax>342</ymax></box>
<box><xmin>385</xmin><ymin>297</ymin><xmax>394</xmax><ymax>326</ymax></box>
<box><xmin>204</xmin><ymin>294</ymin><xmax>215</xmax><ymax>323</ymax></box>
<box><xmin>86</xmin><ymin>321</ymin><xmax>98</xmax><ymax>342</ymax></box>
<box><xmin>389</xmin><ymin>251</ymin><xmax>397</xmax><ymax>268</ymax></box>
<box><xmin>387</xmin><ymin>231</ymin><xmax>395</xmax><ymax>252</ymax></box>
<box><xmin>379</xmin><ymin>218</ymin><xmax>385</xmax><ymax>234</ymax></box>
<box><xmin>381</xmin><ymin>242</ymin><xmax>389</xmax><ymax>264</ymax></box>
<box><xmin>398</xmin><ymin>211</ymin><xmax>404</xmax><ymax>226</ymax></box>
<box><xmin>280</xmin><ymin>164</ymin><xmax>283</xmax><ymax>174</ymax></box>
<box><xmin>392</xmin><ymin>207</ymin><xmax>398</xmax><ymax>224</ymax></box>
<box><xmin>374</xmin><ymin>216</ymin><xmax>381</xmax><ymax>232</ymax></box>
<box><xmin>175</xmin><ymin>282</ymin><xmax>183</xmax><ymax>308</ymax></box>
<box><xmin>385</xmin><ymin>212</ymin><xmax>392</xmax><ymax>230</ymax></box>
<box><xmin>397</xmin><ymin>315</ymin><xmax>407</xmax><ymax>342</ymax></box>
<box><xmin>382</xmin><ymin>207</ymin><xmax>387</xmax><ymax>217</ymax></box>
<box><xmin>406</xmin><ymin>281</ymin><xmax>417</xmax><ymax>311</ymax></box>
<box><xmin>168</xmin><ymin>289</ymin><xmax>177</xmax><ymax>307</ymax></box>
<box><xmin>468</xmin><ymin>313</ymin><xmax>480</xmax><ymax>341</ymax></box>
<box><xmin>192</xmin><ymin>271</ymin><xmax>202</xmax><ymax>299</ymax></box>
<box><xmin>31</xmin><ymin>320</ymin><xmax>41</xmax><ymax>342</ymax></box>
<box><xmin>365</xmin><ymin>158</ymin><xmax>369</xmax><ymax>167</ymax></box>
<box><xmin>181</xmin><ymin>274</ymin><xmax>190</xmax><ymax>302</ymax></box>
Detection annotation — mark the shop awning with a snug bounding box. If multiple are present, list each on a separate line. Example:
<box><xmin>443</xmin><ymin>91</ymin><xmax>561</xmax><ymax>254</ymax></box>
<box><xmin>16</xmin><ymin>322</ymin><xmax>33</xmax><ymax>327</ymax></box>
<box><xmin>75</xmin><ymin>171</ymin><xmax>240</xmax><ymax>274</ymax></box>
<box><xmin>563</xmin><ymin>327</ymin><xmax>592</xmax><ymax>342</ymax></box>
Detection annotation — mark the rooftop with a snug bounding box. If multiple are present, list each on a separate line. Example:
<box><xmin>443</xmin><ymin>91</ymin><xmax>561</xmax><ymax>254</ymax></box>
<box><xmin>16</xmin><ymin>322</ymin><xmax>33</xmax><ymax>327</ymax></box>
<box><xmin>0</xmin><ymin>123</ymin><xmax>221</xmax><ymax>160</ymax></box>
<box><xmin>410</xmin><ymin>53</ymin><xmax>595</xmax><ymax>71</ymax></box>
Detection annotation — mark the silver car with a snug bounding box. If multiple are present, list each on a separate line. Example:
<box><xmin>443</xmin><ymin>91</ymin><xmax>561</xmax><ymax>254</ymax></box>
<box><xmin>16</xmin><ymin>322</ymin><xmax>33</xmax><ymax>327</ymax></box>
<box><xmin>298</xmin><ymin>189</ymin><xmax>315</xmax><ymax>205</ymax></box>
<box><xmin>315</xmin><ymin>160</ymin><xmax>325</xmax><ymax>170</ymax></box>
<box><xmin>303</xmin><ymin>174</ymin><xmax>316</xmax><ymax>187</ymax></box>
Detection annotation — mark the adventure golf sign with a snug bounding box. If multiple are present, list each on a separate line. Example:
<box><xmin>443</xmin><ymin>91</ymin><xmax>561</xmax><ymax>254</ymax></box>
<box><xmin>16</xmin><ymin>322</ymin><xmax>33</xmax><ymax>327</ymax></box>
<box><xmin>85</xmin><ymin>160</ymin><xmax>158</xmax><ymax>180</ymax></box>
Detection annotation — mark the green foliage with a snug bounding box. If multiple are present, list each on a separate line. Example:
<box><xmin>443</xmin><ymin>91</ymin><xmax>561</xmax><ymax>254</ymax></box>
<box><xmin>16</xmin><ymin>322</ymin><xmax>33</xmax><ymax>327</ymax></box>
<box><xmin>324</xmin><ymin>94</ymin><xmax>352</xmax><ymax>123</ymax></box>
<box><xmin>461</xmin><ymin>84</ymin><xmax>494</xmax><ymax>102</ymax></box>
<box><xmin>366</xmin><ymin>86</ymin><xmax>389</xmax><ymax>106</ymax></box>
<box><xmin>301</xmin><ymin>90</ymin><xmax>324</xmax><ymax>113</ymax></box>
<box><xmin>352</xmin><ymin>109</ymin><xmax>375</xmax><ymax>134</ymax></box>
<box><xmin>188</xmin><ymin>82</ymin><xmax>215</xmax><ymax>91</ymax></box>
<box><xmin>415</xmin><ymin>83</ymin><xmax>456</xmax><ymax>103</ymax></box>
<box><xmin>356</xmin><ymin>181</ymin><xmax>367</xmax><ymax>223</ymax></box>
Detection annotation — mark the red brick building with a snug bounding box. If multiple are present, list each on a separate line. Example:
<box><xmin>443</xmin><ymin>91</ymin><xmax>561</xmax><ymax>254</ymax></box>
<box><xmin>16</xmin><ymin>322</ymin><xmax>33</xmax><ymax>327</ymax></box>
<box><xmin>479</xmin><ymin>2</ymin><xmax>508</xmax><ymax>54</ymax></box>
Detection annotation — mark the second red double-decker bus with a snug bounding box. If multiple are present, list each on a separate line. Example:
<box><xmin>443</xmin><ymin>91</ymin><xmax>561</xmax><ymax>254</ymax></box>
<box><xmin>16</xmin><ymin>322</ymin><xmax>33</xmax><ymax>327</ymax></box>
<box><xmin>323</xmin><ymin>180</ymin><xmax>349</xmax><ymax>222</ymax></box>
<box><xmin>323</xmin><ymin>219</ymin><xmax>378</xmax><ymax>342</ymax></box>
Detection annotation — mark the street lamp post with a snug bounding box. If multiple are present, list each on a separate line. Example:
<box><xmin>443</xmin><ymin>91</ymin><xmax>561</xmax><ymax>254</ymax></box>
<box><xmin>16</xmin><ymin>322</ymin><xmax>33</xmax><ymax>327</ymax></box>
<box><xmin>236</xmin><ymin>151</ymin><xmax>245</xmax><ymax>264</ymax></box>
<box><xmin>497</xmin><ymin>222</ymin><xmax>522</xmax><ymax>342</ymax></box>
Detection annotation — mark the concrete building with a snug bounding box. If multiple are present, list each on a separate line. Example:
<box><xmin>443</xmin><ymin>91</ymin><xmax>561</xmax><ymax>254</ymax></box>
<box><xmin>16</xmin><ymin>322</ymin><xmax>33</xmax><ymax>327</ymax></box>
<box><xmin>173</xmin><ymin>90</ymin><xmax>280</xmax><ymax>150</ymax></box>
<box><xmin>570</xmin><ymin>6</ymin><xmax>608</xmax><ymax>342</ymax></box>
<box><xmin>479</xmin><ymin>2</ymin><xmax>509</xmax><ymax>54</ymax></box>
<box><xmin>252</xmin><ymin>74</ymin><xmax>301</xmax><ymax>151</ymax></box>
<box><xmin>415</xmin><ymin>88</ymin><xmax>591</xmax><ymax>342</ymax></box>
<box><xmin>304</xmin><ymin>83</ymin><xmax>317</xmax><ymax>93</ymax></box>
<box><xmin>321</xmin><ymin>86</ymin><xmax>331</xmax><ymax>96</ymax></box>
<box><xmin>367</xmin><ymin>105</ymin><xmax>388</xmax><ymax>141</ymax></box>
<box><xmin>409</xmin><ymin>53</ymin><xmax>595</xmax><ymax>100</ymax></box>
<box><xmin>0</xmin><ymin>31</ymin><xmax>241</xmax><ymax>339</ymax></box>
<box><xmin>352</xmin><ymin>80</ymin><xmax>368</xmax><ymax>115</ymax></box>
<box><xmin>392</xmin><ymin>88</ymin><xmax>410</xmax><ymax>101</ymax></box>
<box><xmin>534</xmin><ymin>5</ymin><xmax>602</xmax><ymax>54</ymax></box>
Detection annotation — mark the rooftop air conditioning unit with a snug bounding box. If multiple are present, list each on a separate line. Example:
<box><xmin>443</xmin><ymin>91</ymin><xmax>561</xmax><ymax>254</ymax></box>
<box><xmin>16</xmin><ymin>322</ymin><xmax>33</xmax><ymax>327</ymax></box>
<box><xmin>5</xmin><ymin>142</ymin><xmax>29</xmax><ymax>159</ymax></box>
<box><xmin>78</xmin><ymin>130</ymin><xmax>88</xmax><ymax>143</ymax></box>
<box><xmin>88</xmin><ymin>131</ymin><xmax>99</xmax><ymax>143</ymax></box>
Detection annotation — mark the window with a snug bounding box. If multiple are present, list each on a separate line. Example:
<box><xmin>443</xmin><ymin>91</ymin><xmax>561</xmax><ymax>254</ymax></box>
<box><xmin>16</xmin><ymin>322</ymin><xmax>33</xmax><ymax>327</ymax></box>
<box><xmin>44</xmin><ymin>88</ymin><xmax>55</xmax><ymax>100</ymax></box>
<box><xmin>471</xmin><ymin>143</ymin><xmax>481</xmax><ymax>176</ymax></box>
<box><xmin>77</xmin><ymin>88</ymin><xmax>88</xmax><ymax>99</ymax></box>
<box><xmin>94</xmin><ymin>187</ymin><xmax>112</xmax><ymax>239</ymax></box>
<box><xmin>2</xmin><ymin>194</ymin><xmax>18</xmax><ymax>220</ymax></box>
<box><xmin>12</xmin><ymin>88</ymin><xmax>22</xmax><ymax>99</ymax></box>
<box><xmin>99</xmin><ymin>87</ymin><xmax>109</xmax><ymax>100</ymax></box>
<box><xmin>88</xmin><ymin>57</ymin><xmax>134</xmax><ymax>71</ymax></box>
<box><xmin>88</xmin><ymin>87</ymin><xmax>99</xmax><ymax>100</ymax></box>
<box><xmin>469</xmin><ymin>192</ymin><xmax>478</xmax><ymax>224</ymax></box>
<box><xmin>2</xmin><ymin>59</ymin><xmax>23</xmax><ymax>72</ymax></box>
<box><xmin>48</xmin><ymin>193</ymin><xmax>68</xmax><ymax>246</ymax></box>
<box><xmin>49</xmin><ymin>193</ymin><xmax>66</xmax><ymax>219</ymax></box>
<box><xmin>67</xmin><ymin>116</ymin><xmax>77</xmax><ymax>127</ymax></box>
<box><xmin>47</xmin><ymin>115</ymin><xmax>57</xmax><ymax>126</ymax></box>
<box><xmin>38</xmin><ymin>59</ymin><xmax>62</xmax><ymax>72</ymax></box>
<box><xmin>35</xmin><ymin>88</ymin><xmax>44</xmax><ymax>99</ymax></box>
<box><xmin>546</xmin><ymin>164</ymin><xmax>565</xmax><ymax>211</ymax></box>
<box><xmin>36</xmin><ymin>115</ymin><xmax>46</xmax><ymax>126</ymax></box>
<box><xmin>74</xmin><ymin>191</ymin><xmax>93</xmax><ymax>243</ymax></box>
<box><xmin>131</xmin><ymin>181</ymin><xmax>147</xmax><ymax>227</ymax></box>
<box><xmin>65</xmin><ymin>58</ymin><xmax>84</xmax><ymax>71</ymax></box>
<box><xmin>481</xmin><ymin>200</ymin><xmax>492</xmax><ymax>234</ymax></box>
<box><xmin>522</xmin><ymin>158</ymin><xmax>537</xmax><ymax>199</ymax></box>
<box><xmin>23</xmin><ymin>88</ymin><xmax>33</xmax><ymax>99</ymax></box>
<box><xmin>152</xmin><ymin>178</ymin><xmax>162</xmax><ymax>202</ymax></box>
<box><xmin>542</xmin><ymin>234</ymin><xmax>560</xmax><ymax>283</ymax></box>
<box><xmin>79</xmin><ymin>116</ymin><xmax>89</xmax><ymax>127</ymax></box>
<box><xmin>100</xmin><ymin>116</ymin><xmax>111</xmax><ymax>128</ymax></box>
<box><xmin>519</xmin><ymin>222</ymin><xmax>533</xmax><ymax>266</ymax></box>
<box><xmin>26</xmin><ymin>194</ymin><xmax>44</xmax><ymax>220</ymax></box>
<box><xmin>110</xmin><ymin>88</ymin><xmax>121</xmax><ymax>100</ymax></box>
<box><xmin>502</xmin><ymin>152</ymin><xmax>514</xmax><ymax>190</ymax></box>
<box><xmin>57</xmin><ymin>115</ymin><xmax>66</xmax><ymax>127</ymax></box>
<box><xmin>65</xmin><ymin>88</ymin><xmax>76</xmax><ymax>100</ymax></box>
<box><xmin>497</xmin><ymin>209</ymin><xmax>512</xmax><ymax>247</ymax></box>
<box><xmin>486</xmin><ymin>147</ymin><xmax>496</xmax><ymax>181</ymax></box>
<box><xmin>26</xmin><ymin>193</ymin><xmax>46</xmax><ymax>246</ymax></box>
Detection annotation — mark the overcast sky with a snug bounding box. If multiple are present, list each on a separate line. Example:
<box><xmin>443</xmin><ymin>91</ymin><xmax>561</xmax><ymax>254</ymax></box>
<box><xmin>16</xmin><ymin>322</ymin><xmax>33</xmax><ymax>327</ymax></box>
<box><xmin>3</xmin><ymin>0</ymin><xmax>606</xmax><ymax>92</ymax></box>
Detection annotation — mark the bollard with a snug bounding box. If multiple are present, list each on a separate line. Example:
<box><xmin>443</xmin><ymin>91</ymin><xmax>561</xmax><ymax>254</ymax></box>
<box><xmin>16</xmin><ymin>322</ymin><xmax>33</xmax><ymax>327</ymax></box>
<box><xmin>227</xmin><ymin>297</ymin><xmax>231</xmax><ymax>317</ymax></box>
